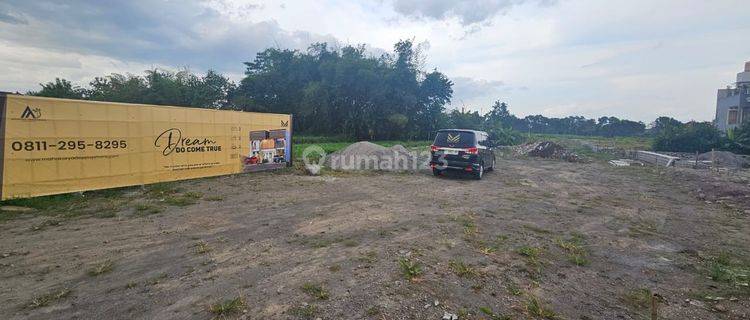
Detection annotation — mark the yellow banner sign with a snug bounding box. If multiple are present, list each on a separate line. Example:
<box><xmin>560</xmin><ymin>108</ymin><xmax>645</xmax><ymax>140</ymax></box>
<box><xmin>0</xmin><ymin>94</ymin><xmax>292</xmax><ymax>199</ymax></box>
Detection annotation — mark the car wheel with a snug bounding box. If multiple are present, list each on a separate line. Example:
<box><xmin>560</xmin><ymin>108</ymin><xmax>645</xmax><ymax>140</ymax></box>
<box><xmin>487</xmin><ymin>157</ymin><xmax>495</xmax><ymax>171</ymax></box>
<box><xmin>432</xmin><ymin>168</ymin><xmax>441</xmax><ymax>176</ymax></box>
<box><xmin>474</xmin><ymin>164</ymin><xmax>483</xmax><ymax>180</ymax></box>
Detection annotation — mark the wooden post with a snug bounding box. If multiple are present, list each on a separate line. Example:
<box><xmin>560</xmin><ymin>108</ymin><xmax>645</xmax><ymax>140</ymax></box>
<box><xmin>651</xmin><ymin>293</ymin><xmax>658</xmax><ymax>320</ymax></box>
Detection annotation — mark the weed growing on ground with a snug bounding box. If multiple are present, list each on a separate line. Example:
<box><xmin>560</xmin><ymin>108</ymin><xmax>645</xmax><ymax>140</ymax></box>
<box><xmin>194</xmin><ymin>241</ymin><xmax>211</xmax><ymax>255</ymax></box>
<box><xmin>555</xmin><ymin>233</ymin><xmax>590</xmax><ymax>266</ymax></box>
<box><xmin>399</xmin><ymin>258</ymin><xmax>423</xmax><ymax>280</ymax></box>
<box><xmin>517</xmin><ymin>246</ymin><xmax>542</xmax><ymax>259</ymax></box>
<box><xmin>146</xmin><ymin>182</ymin><xmax>180</xmax><ymax>197</ymax></box>
<box><xmin>707</xmin><ymin>251</ymin><xmax>750</xmax><ymax>287</ymax></box>
<box><xmin>134</xmin><ymin>203</ymin><xmax>162</xmax><ymax>215</ymax></box>
<box><xmin>208</xmin><ymin>295</ymin><xmax>246</xmax><ymax>317</ymax></box>
<box><xmin>88</xmin><ymin>260</ymin><xmax>114</xmax><ymax>276</ymax></box>
<box><xmin>479</xmin><ymin>306</ymin><xmax>511</xmax><ymax>320</ymax></box>
<box><xmin>525</xmin><ymin>294</ymin><xmax>557</xmax><ymax>319</ymax></box>
<box><xmin>357</xmin><ymin>251</ymin><xmax>378</xmax><ymax>264</ymax></box>
<box><xmin>506</xmin><ymin>279</ymin><xmax>522</xmax><ymax>296</ymax></box>
<box><xmin>452</xmin><ymin>213</ymin><xmax>478</xmax><ymax>236</ymax></box>
<box><xmin>94</xmin><ymin>201</ymin><xmax>120</xmax><ymax>218</ymax></box>
<box><xmin>449</xmin><ymin>260</ymin><xmax>479</xmax><ymax>278</ymax></box>
<box><xmin>623</xmin><ymin>287</ymin><xmax>652</xmax><ymax>309</ymax></box>
<box><xmin>301</xmin><ymin>283</ymin><xmax>330</xmax><ymax>300</ymax></box>
<box><xmin>26</xmin><ymin>287</ymin><xmax>71</xmax><ymax>309</ymax></box>
<box><xmin>517</xmin><ymin>245</ymin><xmax>544</xmax><ymax>279</ymax></box>
<box><xmin>164</xmin><ymin>192</ymin><xmax>201</xmax><ymax>206</ymax></box>
<box><xmin>457</xmin><ymin>308</ymin><xmax>469</xmax><ymax>319</ymax></box>
<box><xmin>288</xmin><ymin>304</ymin><xmax>319</xmax><ymax>318</ymax></box>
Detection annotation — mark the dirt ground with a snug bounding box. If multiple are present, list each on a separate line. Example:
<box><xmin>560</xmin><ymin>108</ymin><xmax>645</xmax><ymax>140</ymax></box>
<box><xmin>1</xmin><ymin>156</ymin><xmax>749</xmax><ymax>320</ymax></box>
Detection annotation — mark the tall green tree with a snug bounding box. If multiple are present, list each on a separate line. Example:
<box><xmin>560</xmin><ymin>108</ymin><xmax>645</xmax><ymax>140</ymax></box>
<box><xmin>28</xmin><ymin>78</ymin><xmax>86</xmax><ymax>99</ymax></box>
<box><xmin>232</xmin><ymin>40</ymin><xmax>453</xmax><ymax>140</ymax></box>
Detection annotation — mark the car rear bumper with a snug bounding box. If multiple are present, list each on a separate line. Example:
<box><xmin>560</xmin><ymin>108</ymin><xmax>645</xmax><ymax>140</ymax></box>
<box><xmin>430</xmin><ymin>160</ymin><xmax>481</xmax><ymax>171</ymax></box>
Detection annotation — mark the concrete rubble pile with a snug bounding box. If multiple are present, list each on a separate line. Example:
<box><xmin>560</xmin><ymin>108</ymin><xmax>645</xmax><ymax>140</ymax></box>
<box><xmin>515</xmin><ymin>141</ymin><xmax>582</xmax><ymax>162</ymax></box>
<box><xmin>696</xmin><ymin>151</ymin><xmax>749</xmax><ymax>169</ymax></box>
<box><xmin>325</xmin><ymin>141</ymin><xmax>425</xmax><ymax>171</ymax></box>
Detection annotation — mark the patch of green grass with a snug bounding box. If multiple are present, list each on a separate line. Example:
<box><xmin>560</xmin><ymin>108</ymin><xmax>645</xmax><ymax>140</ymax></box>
<box><xmin>555</xmin><ymin>234</ymin><xmax>590</xmax><ymax>266</ymax></box>
<box><xmin>517</xmin><ymin>245</ymin><xmax>542</xmax><ymax>259</ymax></box>
<box><xmin>26</xmin><ymin>287</ymin><xmax>71</xmax><ymax>309</ymax></box>
<box><xmin>328</xmin><ymin>264</ymin><xmax>341</xmax><ymax>272</ymax></box>
<box><xmin>184</xmin><ymin>191</ymin><xmax>202</xmax><ymax>199</ymax></box>
<box><xmin>208</xmin><ymin>296</ymin><xmax>246</xmax><ymax>317</ymax></box>
<box><xmin>398</xmin><ymin>258</ymin><xmax>423</xmax><ymax>280</ymax></box>
<box><xmin>1</xmin><ymin>193</ymin><xmax>80</xmax><ymax>210</ymax></box>
<box><xmin>205</xmin><ymin>195</ymin><xmax>224</xmax><ymax>201</ymax></box>
<box><xmin>623</xmin><ymin>288</ymin><xmax>652</xmax><ymax>309</ymax></box>
<box><xmin>506</xmin><ymin>280</ymin><xmax>522</xmax><ymax>296</ymax></box>
<box><xmin>525</xmin><ymin>294</ymin><xmax>557</xmax><ymax>319</ymax></box>
<box><xmin>146</xmin><ymin>182</ymin><xmax>181</xmax><ymax>197</ymax></box>
<box><xmin>289</xmin><ymin>304</ymin><xmax>319</xmax><ymax>319</ymax></box>
<box><xmin>707</xmin><ymin>252</ymin><xmax>750</xmax><ymax>287</ymax></box>
<box><xmin>449</xmin><ymin>260</ymin><xmax>479</xmax><ymax>278</ymax></box>
<box><xmin>301</xmin><ymin>283</ymin><xmax>330</xmax><ymax>300</ymax></box>
<box><xmin>517</xmin><ymin>245</ymin><xmax>544</xmax><ymax>278</ymax></box>
<box><xmin>134</xmin><ymin>203</ymin><xmax>162</xmax><ymax>215</ymax></box>
<box><xmin>164</xmin><ymin>192</ymin><xmax>201</xmax><ymax>206</ymax></box>
<box><xmin>88</xmin><ymin>260</ymin><xmax>114</xmax><ymax>276</ymax></box>
<box><xmin>450</xmin><ymin>213</ymin><xmax>478</xmax><ymax>236</ymax></box>
<box><xmin>479</xmin><ymin>245</ymin><xmax>497</xmax><ymax>255</ymax></box>
<box><xmin>126</xmin><ymin>281</ymin><xmax>138</xmax><ymax>289</ymax></box>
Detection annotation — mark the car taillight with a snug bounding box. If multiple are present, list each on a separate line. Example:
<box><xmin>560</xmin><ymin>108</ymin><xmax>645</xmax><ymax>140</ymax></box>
<box><xmin>465</xmin><ymin>147</ymin><xmax>478</xmax><ymax>154</ymax></box>
<box><xmin>430</xmin><ymin>145</ymin><xmax>439</xmax><ymax>152</ymax></box>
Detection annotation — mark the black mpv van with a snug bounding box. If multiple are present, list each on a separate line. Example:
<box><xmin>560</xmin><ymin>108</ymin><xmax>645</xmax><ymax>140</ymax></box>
<box><xmin>429</xmin><ymin>129</ymin><xmax>495</xmax><ymax>179</ymax></box>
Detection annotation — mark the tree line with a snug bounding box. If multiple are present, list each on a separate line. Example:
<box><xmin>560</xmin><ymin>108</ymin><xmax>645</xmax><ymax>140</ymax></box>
<box><xmin>26</xmin><ymin>39</ymin><xmax>746</xmax><ymax>153</ymax></box>
<box><xmin>651</xmin><ymin>116</ymin><xmax>750</xmax><ymax>154</ymax></box>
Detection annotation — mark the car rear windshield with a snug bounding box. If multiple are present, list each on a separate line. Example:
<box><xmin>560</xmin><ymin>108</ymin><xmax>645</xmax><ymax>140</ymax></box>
<box><xmin>433</xmin><ymin>131</ymin><xmax>475</xmax><ymax>148</ymax></box>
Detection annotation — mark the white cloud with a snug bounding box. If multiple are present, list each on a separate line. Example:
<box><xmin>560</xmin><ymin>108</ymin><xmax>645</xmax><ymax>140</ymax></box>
<box><xmin>0</xmin><ymin>40</ymin><xmax>162</xmax><ymax>93</ymax></box>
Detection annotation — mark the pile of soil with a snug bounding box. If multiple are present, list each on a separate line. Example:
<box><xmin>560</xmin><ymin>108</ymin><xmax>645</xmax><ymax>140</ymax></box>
<box><xmin>516</xmin><ymin>141</ymin><xmax>582</xmax><ymax>162</ymax></box>
<box><xmin>696</xmin><ymin>151</ymin><xmax>748</xmax><ymax>168</ymax></box>
<box><xmin>326</xmin><ymin>141</ymin><xmax>423</xmax><ymax>171</ymax></box>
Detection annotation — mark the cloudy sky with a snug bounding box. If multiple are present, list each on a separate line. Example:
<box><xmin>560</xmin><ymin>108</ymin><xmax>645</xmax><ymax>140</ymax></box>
<box><xmin>1</xmin><ymin>0</ymin><xmax>749</xmax><ymax>122</ymax></box>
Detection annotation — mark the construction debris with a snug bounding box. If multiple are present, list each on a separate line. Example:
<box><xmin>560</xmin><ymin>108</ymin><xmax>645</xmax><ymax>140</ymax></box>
<box><xmin>635</xmin><ymin>151</ymin><xmax>680</xmax><ymax>167</ymax></box>
<box><xmin>516</xmin><ymin>141</ymin><xmax>582</xmax><ymax>162</ymax></box>
<box><xmin>609</xmin><ymin>159</ymin><xmax>644</xmax><ymax>167</ymax></box>
<box><xmin>696</xmin><ymin>151</ymin><xmax>749</xmax><ymax>168</ymax></box>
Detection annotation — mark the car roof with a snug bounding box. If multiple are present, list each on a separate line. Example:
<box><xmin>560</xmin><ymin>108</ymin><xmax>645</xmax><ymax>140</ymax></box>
<box><xmin>436</xmin><ymin>129</ymin><xmax>487</xmax><ymax>135</ymax></box>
